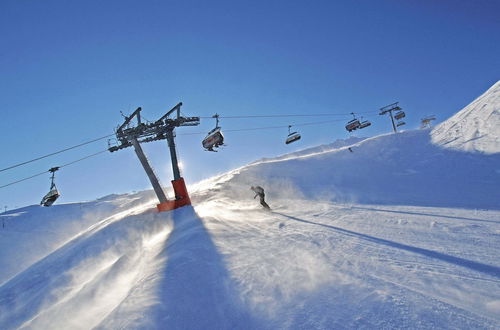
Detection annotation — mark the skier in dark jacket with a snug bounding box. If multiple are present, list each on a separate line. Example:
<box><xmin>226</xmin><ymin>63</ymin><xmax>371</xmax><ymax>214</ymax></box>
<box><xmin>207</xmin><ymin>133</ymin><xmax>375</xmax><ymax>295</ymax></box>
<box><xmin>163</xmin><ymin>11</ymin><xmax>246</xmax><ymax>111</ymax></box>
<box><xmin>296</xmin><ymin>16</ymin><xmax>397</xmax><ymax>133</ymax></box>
<box><xmin>251</xmin><ymin>186</ymin><xmax>270</xmax><ymax>210</ymax></box>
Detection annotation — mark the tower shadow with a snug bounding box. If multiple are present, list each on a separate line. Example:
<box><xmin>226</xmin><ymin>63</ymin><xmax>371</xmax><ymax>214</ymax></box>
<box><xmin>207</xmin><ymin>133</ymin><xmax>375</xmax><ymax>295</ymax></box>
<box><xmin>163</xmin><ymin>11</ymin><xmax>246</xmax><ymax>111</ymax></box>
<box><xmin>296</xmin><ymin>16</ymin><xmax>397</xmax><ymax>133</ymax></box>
<box><xmin>146</xmin><ymin>206</ymin><xmax>260</xmax><ymax>329</ymax></box>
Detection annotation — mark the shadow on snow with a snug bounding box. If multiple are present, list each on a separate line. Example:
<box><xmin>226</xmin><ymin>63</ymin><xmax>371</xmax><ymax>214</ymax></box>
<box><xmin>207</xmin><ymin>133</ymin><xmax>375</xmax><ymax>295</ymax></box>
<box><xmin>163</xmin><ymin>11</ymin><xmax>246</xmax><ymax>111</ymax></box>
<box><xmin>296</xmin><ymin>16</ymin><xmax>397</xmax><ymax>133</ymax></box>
<box><xmin>142</xmin><ymin>206</ymin><xmax>260</xmax><ymax>329</ymax></box>
<box><xmin>275</xmin><ymin>212</ymin><xmax>500</xmax><ymax>279</ymax></box>
<box><xmin>351</xmin><ymin>206</ymin><xmax>500</xmax><ymax>224</ymax></box>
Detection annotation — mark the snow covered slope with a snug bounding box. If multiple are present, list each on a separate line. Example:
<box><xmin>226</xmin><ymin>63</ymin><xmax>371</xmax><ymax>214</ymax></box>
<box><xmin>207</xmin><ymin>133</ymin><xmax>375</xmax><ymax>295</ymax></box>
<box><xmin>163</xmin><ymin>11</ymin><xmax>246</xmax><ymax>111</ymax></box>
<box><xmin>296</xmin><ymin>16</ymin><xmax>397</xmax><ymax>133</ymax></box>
<box><xmin>0</xmin><ymin>129</ymin><xmax>499</xmax><ymax>329</ymax></box>
<box><xmin>0</xmin><ymin>191</ymin><xmax>157</xmax><ymax>285</ymax></box>
<box><xmin>209</xmin><ymin>129</ymin><xmax>500</xmax><ymax>210</ymax></box>
<box><xmin>431</xmin><ymin>80</ymin><xmax>500</xmax><ymax>154</ymax></box>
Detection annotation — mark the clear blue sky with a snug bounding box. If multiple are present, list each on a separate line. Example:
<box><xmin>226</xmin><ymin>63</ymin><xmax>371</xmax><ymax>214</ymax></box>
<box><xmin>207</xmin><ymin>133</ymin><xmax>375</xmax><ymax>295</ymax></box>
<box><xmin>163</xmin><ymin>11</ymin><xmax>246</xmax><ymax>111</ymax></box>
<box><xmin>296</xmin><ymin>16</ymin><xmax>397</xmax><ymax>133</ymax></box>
<box><xmin>1</xmin><ymin>0</ymin><xmax>499</xmax><ymax>209</ymax></box>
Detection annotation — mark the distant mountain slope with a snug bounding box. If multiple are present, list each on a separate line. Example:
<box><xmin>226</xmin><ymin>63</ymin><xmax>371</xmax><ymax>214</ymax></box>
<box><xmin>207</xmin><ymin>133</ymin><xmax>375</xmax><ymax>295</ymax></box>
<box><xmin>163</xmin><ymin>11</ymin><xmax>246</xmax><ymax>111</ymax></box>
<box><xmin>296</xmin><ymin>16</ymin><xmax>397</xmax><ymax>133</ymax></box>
<box><xmin>431</xmin><ymin>80</ymin><xmax>500</xmax><ymax>154</ymax></box>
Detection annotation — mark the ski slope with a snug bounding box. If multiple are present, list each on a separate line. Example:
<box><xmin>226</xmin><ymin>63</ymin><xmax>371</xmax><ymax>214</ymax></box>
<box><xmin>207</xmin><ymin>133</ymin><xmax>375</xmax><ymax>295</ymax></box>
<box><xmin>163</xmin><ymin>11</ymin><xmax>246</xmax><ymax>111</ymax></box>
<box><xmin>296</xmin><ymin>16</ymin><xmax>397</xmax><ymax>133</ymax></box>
<box><xmin>1</xmin><ymin>126</ymin><xmax>499</xmax><ymax>329</ymax></box>
<box><xmin>432</xmin><ymin>80</ymin><xmax>500</xmax><ymax>154</ymax></box>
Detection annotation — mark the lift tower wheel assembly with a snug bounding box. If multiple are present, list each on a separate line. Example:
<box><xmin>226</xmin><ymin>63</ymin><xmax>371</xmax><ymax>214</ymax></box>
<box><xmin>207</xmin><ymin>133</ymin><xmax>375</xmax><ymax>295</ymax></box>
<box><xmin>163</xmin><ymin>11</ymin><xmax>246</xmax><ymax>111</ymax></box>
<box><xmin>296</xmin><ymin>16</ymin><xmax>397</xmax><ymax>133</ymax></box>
<box><xmin>109</xmin><ymin>102</ymin><xmax>200</xmax><ymax>212</ymax></box>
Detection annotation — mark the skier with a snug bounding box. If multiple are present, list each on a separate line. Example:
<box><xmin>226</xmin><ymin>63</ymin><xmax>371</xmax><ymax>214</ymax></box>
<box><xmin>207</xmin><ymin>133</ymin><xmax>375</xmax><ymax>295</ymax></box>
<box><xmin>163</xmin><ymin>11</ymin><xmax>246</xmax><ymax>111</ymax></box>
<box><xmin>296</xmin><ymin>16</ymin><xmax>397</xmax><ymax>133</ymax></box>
<box><xmin>251</xmin><ymin>186</ymin><xmax>270</xmax><ymax>210</ymax></box>
<box><xmin>348</xmin><ymin>147</ymin><xmax>353</xmax><ymax>153</ymax></box>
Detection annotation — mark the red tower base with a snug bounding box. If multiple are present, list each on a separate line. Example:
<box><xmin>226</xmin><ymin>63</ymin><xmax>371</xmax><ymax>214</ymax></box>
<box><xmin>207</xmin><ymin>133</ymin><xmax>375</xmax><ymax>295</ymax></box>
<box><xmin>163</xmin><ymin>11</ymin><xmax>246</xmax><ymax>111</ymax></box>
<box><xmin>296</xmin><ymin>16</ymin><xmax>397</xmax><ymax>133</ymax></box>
<box><xmin>157</xmin><ymin>177</ymin><xmax>192</xmax><ymax>212</ymax></box>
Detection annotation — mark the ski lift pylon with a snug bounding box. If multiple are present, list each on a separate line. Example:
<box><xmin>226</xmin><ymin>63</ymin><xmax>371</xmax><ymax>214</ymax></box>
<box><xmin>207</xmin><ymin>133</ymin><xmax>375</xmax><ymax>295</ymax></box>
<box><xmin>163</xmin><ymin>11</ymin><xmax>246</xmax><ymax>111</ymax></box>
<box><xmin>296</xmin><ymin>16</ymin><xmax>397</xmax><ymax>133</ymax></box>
<box><xmin>202</xmin><ymin>114</ymin><xmax>224</xmax><ymax>152</ymax></box>
<box><xmin>285</xmin><ymin>125</ymin><xmax>301</xmax><ymax>144</ymax></box>
<box><xmin>41</xmin><ymin>167</ymin><xmax>60</xmax><ymax>207</ymax></box>
<box><xmin>420</xmin><ymin>115</ymin><xmax>436</xmax><ymax>129</ymax></box>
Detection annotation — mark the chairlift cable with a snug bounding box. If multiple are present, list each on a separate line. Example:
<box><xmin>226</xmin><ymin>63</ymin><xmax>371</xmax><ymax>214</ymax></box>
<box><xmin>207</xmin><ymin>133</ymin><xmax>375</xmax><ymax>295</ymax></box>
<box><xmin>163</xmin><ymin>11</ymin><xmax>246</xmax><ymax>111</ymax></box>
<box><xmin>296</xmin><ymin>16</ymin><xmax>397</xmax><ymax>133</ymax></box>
<box><xmin>0</xmin><ymin>134</ymin><xmax>114</xmax><ymax>173</ymax></box>
<box><xmin>0</xmin><ymin>171</ymin><xmax>48</xmax><ymax>189</ymax></box>
<box><xmin>0</xmin><ymin>149</ymin><xmax>108</xmax><ymax>190</ymax></box>
<box><xmin>59</xmin><ymin>150</ymin><xmax>108</xmax><ymax>168</ymax></box>
<box><xmin>1</xmin><ymin>110</ymin><xmax>380</xmax><ymax>174</ymax></box>
<box><xmin>180</xmin><ymin>118</ymin><xmax>348</xmax><ymax>135</ymax></box>
<box><xmin>199</xmin><ymin>111</ymin><xmax>378</xmax><ymax>119</ymax></box>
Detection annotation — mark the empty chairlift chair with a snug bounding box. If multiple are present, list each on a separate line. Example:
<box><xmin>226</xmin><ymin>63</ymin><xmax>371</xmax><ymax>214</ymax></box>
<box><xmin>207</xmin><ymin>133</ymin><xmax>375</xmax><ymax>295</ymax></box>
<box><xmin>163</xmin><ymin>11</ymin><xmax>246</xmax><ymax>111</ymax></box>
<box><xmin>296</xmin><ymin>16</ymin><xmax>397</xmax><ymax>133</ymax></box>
<box><xmin>359</xmin><ymin>117</ymin><xmax>371</xmax><ymax>129</ymax></box>
<box><xmin>285</xmin><ymin>125</ymin><xmax>301</xmax><ymax>144</ymax></box>
<box><xmin>202</xmin><ymin>114</ymin><xmax>224</xmax><ymax>152</ymax></box>
<box><xmin>394</xmin><ymin>111</ymin><xmax>405</xmax><ymax>120</ymax></box>
<box><xmin>359</xmin><ymin>120</ymin><xmax>371</xmax><ymax>129</ymax></box>
<box><xmin>40</xmin><ymin>167</ymin><xmax>60</xmax><ymax>207</ymax></box>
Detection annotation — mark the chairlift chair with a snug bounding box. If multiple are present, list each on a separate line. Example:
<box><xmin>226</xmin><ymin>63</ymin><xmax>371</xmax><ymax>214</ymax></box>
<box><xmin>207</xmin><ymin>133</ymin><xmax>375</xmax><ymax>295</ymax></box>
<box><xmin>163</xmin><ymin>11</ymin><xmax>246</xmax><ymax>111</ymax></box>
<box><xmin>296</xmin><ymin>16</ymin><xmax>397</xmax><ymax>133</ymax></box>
<box><xmin>41</xmin><ymin>167</ymin><xmax>60</xmax><ymax>207</ymax></box>
<box><xmin>359</xmin><ymin>120</ymin><xmax>371</xmax><ymax>129</ymax></box>
<box><xmin>202</xmin><ymin>114</ymin><xmax>224</xmax><ymax>151</ymax></box>
<box><xmin>359</xmin><ymin>117</ymin><xmax>371</xmax><ymax>129</ymax></box>
<box><xmin>394</xmin><ymin>111</ymin><xmax>406</xmax><ymax>120</ymax></box>
<box><xmin>345</xmin><ymin>119</ymin><xmax>360</xmax><ymax>132</ymax></box>
<box><xmin>285</xmin><ymin>125</ymin><xmax>301</xmax><ymax>144</ymax></box>
<box><xmin>396</xmin><ymin>121</ymin><xmax>406</xmax><ymax>127</ymax></box>
<box><xmin>345</xmin><ymin>112</ymin><xmax>361</xmax><ymax>132</ymax></box>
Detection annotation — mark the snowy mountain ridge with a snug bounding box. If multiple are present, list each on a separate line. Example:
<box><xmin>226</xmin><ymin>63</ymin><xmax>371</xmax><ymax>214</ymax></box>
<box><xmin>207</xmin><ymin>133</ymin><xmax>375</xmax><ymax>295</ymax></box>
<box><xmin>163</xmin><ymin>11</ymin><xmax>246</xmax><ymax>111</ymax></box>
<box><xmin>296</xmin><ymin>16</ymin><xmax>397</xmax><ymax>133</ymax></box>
<box><xmin>431</xmin><ymin>80</ymin><xmax>500</xmax><ymax>154</ymax></box>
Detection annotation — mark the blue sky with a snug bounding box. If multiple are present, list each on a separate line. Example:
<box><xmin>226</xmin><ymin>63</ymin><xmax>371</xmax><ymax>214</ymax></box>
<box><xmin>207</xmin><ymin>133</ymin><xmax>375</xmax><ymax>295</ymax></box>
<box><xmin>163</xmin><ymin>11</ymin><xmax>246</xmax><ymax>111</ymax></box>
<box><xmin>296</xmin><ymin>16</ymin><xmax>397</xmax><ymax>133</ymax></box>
<box><xmin>1</xmin><ymin>0</ymin><xmax>499</xmax><ymax>209</ymax></box>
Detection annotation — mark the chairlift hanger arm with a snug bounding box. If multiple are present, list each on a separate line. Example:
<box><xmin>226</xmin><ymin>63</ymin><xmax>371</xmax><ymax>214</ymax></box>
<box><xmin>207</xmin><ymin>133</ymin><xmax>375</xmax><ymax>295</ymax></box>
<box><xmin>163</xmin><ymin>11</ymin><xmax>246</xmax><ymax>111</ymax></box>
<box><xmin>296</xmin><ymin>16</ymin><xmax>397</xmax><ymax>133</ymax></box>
<box><xmin>213</xmin><ymin>113</ymin><xmax>220</xmax><ymax>128</ymax></box>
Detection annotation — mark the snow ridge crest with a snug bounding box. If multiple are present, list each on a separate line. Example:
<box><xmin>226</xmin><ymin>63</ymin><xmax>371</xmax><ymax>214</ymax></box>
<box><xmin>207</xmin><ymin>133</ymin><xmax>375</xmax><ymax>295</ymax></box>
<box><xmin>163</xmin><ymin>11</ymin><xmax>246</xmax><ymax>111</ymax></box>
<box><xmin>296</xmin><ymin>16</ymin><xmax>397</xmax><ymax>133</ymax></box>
<box><xmin>431</xmin><ymin>80</ymin><xmax>500</xmax><ymax>154</ymax></box>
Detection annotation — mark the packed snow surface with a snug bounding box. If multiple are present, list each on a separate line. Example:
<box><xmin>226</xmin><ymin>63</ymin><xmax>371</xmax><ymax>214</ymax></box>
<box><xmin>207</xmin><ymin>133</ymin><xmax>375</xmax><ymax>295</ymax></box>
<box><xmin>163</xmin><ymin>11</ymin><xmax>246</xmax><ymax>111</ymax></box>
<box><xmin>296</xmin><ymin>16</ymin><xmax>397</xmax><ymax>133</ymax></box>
<box><xmin>1</xmin><ymin>129</ymin><xmax>499</xmax><ymax>329</ymax></box>
<box><xmin>432</xmin><ymin>80</ymin><xmax>500</xmax><ymax>154</ymax></box>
